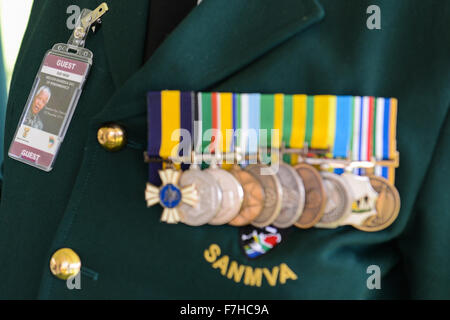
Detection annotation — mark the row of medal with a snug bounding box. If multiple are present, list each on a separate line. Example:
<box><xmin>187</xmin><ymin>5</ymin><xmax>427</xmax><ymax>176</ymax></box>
<box><xmin>145</xmin><ymin>160</ymin><xmax>401</xmax><ymax>232</ymax></box>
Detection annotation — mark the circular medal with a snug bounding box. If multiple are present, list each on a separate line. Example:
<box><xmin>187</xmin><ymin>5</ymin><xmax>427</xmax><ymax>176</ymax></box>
<box><xmin>245</xmin><ymin>164</ymin><xmax>283</xmax><ymax>228</ymax></box>
<box><xmin>353</xmin><ymin>176</ymin><xmax>401</xmax><ymax>232</ymax></box>
<box><xmin>272</xmin><ymin>163</ymin><xmax>306</xmax><ymax>229</ymax></box>
<box><xmin>206</xmin><ymin>166</ymin><xmax>244</xmax><ymax>225</ymax></box>
<box><xmin>228</xmin><ymin>166</ymin><xmax>265</xmax><ymax>227</ymax></box>
<box><xmin>178</xmin><ymin>166</ymin><xmax>223</xmax><ymax>226</ymax></box>
<box><xmin>315</xmin><ymin>172</ymin><xmax>352</xmax><ymax>228</ymax></box>
<box><xmin>293</xmin><ymin>163</ymin><xmax>327</xmax><ymax>229</ymax></box>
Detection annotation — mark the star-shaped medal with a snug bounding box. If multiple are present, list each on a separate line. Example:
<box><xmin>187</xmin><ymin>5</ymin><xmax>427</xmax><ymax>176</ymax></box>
<box><xmin>145</xmin><ymin>169</ymin><xmax>199</xmax><ymax>224</ymax></box>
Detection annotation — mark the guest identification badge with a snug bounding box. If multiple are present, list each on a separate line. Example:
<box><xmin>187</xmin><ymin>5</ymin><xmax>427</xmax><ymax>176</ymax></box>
<box><xmin>8</xmin><ymin>3</ymin><xmax>108</xmax><ymax>171</ymax></box>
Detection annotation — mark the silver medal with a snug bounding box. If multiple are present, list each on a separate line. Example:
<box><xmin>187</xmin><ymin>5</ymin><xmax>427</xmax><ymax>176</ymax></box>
<box><xmin>272</xmin><ymin>163</ymin><xmax>306</xmax><ymax>229</ymax></box>
<box><xmin>315</xmin><ymin>172</ymin><xmax>352</xmax><ymax>229</ymax></box>
<box><xmin>206</xmin><ymin>165</ymin><xmax>244</xmax><ymax>225</ymax></box>
<box><xmin>179</xmin><ymin>164</ymin><xmax>223</xmax><ymax>226</ymax></box>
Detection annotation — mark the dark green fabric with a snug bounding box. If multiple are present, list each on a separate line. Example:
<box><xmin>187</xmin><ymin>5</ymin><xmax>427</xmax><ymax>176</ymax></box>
<box><xmin>0</xmin><ymin>29</ymin><xmax>7</xmax><ymax>179</ymax></box>
<box><xmin>0</xmin><ymin>0</ymin><xmax>449</xmax><ymax>299</ymax></box>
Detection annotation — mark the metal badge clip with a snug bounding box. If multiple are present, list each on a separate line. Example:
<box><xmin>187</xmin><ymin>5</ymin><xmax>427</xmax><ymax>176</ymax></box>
<box><xmin>68</xmin><ymin>2</ymin><xmax>109</xmax><ymax>48</ymax></box>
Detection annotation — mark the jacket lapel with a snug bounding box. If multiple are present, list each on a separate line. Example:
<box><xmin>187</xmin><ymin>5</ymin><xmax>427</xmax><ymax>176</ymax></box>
<box><xmin>101</xmin><ymin>0</ymin><xmax>150</xmax><ymax>88</ymax></box>
<box><xmin>97</xmin><ymin>0</ymin><xmax>325</xmax><ymax>121</ymax></box>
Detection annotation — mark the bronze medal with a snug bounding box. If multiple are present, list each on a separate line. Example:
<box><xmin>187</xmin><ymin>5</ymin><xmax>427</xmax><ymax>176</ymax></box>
<box><xmin>293</xmin><ymin>163</ymin><xmax>327</xmax><ymax>229</ymax></box>
<box><xmin>353</xmin><ymin>175</ymin><xmax>401</xmax><ymax>232</ymax></box>
<box><xmin>228</xmin><ymin>166</ymin><xmax>265</xmax><ymax>227</ymax></box>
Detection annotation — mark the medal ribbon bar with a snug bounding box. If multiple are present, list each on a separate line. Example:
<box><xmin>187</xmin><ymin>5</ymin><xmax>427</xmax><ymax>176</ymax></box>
<box><xmin>146</xmin><ymin>91</ymin><xmax>399</xmax><ymax>184</ymax></box>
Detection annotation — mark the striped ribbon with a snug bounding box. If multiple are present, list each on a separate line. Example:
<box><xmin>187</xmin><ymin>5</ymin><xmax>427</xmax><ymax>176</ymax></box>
<box><xmin>147</xmin><ymin>91</ymin><xmax>195</xmax><ymax>184</ymax></box>
<box><xmin>259</xmin><ymin>94</ymin><xmax>285</xmax><ymax>163</ymax></box>
<box><xmin>352</xmin><ymin>96</ymin><xmax>398</xmax><ymax>183</ymax></box>
<box><xmin>147</xmin><ymin>91</ymin><xmax>398</xmax><ymax>184</ymax></box>
<box><xmin>199</xmin><ymin>92</ymin><xmax>235</xmax><ymax>155</ymax></box>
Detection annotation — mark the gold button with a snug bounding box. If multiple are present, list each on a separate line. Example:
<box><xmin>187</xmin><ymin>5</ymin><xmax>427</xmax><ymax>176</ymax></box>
<box><xmin>50</xmin><ymin>248</ymin><xmax>81</xmax><ymax>280</ymax></box>
<box><xmin>97</xmin><ymin>124</ymin><xmax>126</xmax><ymax>151</ymax></box>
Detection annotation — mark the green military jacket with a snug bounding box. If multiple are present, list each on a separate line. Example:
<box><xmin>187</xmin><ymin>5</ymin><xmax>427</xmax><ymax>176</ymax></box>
<box><xmin>0</xmin><ymin>28</ymin><xmax>7</xmax><ymax>179</ymax></box>
<box><xmin>1</xmin><ymin>0</ymin><xmax>449</xmax><ymax>299</ymax></box>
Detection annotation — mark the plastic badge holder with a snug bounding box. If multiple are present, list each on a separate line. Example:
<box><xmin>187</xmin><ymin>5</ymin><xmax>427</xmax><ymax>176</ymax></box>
<box><xmin>8</xmin><ymin>45</ymin><xmax>92</xmax><ymax>171</ymax></box>
<box><xmin>8</xmin><ymin>3</ymin><xmax>108</xmax><ymax>171</ymax></box>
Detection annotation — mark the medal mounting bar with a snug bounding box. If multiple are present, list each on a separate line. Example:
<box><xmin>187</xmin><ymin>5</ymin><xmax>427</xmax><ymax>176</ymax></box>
<box><xmin>144</xmin><ymin>151</ymin><xmax>252</xmax><ymax>165</ymax></box>
<box><xmin>279</xmin><ymin>143</ymin><xmax>400</xmax><ymax>170</ymax></box>
<box><xmin>68</xmin><ymin>2</ymin><xmax>109</xmax><ymax>48</ymax></box>
<box><xmin>143</xmin><ymin>146</ymin><xmax>399</xmax><ymax>170</ymax></box>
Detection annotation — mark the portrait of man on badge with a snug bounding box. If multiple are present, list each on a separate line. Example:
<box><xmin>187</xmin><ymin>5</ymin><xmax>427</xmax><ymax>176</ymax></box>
<box><xmin>23</xmin><ymin>85</ymin><xmax>51</xmax><ymax>131</ymax></box>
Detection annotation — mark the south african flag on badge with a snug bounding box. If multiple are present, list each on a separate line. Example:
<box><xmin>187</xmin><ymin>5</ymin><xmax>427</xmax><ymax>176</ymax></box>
<box><xmin>240</xmin><ymin>226</ymin><xmax>289</xmax><ymax>259</ymax></box>
<box><xmin>48</xmin><ymin>136</ymin><xmax>55</xmax><ymax>149</ymax></box>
